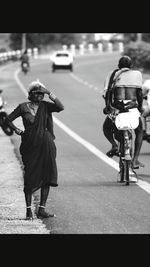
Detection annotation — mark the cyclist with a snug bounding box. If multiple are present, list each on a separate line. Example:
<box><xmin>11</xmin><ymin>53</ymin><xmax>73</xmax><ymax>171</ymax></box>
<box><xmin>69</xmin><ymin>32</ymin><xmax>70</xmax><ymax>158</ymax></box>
<box><xmin>103</xmin><ymin>55</ymin><xmax>144</xmax><ymax>169</ymax></box>
<box><xmin>141</xmin><ymin>79</ymin><xmax>150</xmax><ymax>139</ymax></box>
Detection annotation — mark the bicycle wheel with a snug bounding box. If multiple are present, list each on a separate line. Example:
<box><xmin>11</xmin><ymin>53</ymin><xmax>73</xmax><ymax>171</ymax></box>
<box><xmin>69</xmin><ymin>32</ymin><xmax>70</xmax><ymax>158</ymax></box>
<box><xmin>0</xmin><ymin>112</ymin><xmax>14</xmax><ymax>136</ymax></box>
<box><xmin>119</xmin><ymin>157</ymin><xmax>125</xmax><ymax>182</ymax></box>
<box><xmin>118</xmin><ymin>134</ymin><xmax>125</xmax><ymax>183</ymax></box>
<box><xmin>124</xmin><ymin>160</ymin><xmax>130</xmax><ymax>185</ymax></box>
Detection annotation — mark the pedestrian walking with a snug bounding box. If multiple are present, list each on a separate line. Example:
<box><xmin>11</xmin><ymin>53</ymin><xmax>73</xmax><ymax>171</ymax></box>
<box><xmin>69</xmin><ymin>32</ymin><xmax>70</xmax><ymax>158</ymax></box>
<box><xmin>6</xmin><ymin>80</ymin><xmax>64</xmax><ymax>220</ymax></box>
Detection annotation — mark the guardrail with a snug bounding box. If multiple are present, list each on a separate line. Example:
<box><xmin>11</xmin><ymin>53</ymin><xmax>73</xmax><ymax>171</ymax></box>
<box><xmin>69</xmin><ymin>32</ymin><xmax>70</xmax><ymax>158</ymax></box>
<box><xmin>0</xmin><ymin>47</ymin><xmax>39</xmax><ymax>65</ymax></box>
<box><xmin>0</xmin><ymin>41</ymin><xmax>124</xmax><ymax>66</ymax></box>
<box><xmin>62</xmin><ymin>42</ymin><xmax>124</xmax><ymax>56</ymax></box>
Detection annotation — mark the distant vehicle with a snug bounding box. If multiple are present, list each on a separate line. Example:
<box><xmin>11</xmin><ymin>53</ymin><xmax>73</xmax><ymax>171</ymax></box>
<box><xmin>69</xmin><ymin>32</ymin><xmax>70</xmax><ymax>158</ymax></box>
<box><xmin>50</xmin><ymin>50</ymin><xmax>74</xmax><ymax>72</ymax></box>
<box><xmin>21</xmin><ymin>62</ymin><xmax>29</xmax><ymax>74</ymax></box>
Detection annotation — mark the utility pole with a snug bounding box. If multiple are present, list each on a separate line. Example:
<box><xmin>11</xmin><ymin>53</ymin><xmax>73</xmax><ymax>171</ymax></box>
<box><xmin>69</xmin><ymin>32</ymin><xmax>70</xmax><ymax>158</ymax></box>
<box><xmin>22</xmin><ymin>33</ymin><xmax>26</xmax><ymax>51</ymax></box>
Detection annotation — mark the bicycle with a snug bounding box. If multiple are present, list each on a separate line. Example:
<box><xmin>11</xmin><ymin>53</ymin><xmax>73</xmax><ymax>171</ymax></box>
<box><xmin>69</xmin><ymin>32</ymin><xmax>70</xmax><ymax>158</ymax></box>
<box><xmin>117</xmin><ymin>126</ymin><xmax>132</xmax><ymax>185</ymax></box>
<box><xmin>115</xmin><ymin>106</ymin><xmax>140</xmax><ymax>185</ymax></box>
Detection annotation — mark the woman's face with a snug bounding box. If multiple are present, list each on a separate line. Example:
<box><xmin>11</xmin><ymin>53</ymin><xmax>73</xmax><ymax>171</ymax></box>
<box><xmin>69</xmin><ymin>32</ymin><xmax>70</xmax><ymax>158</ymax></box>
<box><xmin>31</xmin><ymin>92</ymin><xmax>44</xmax><ymax>103</ymax></box>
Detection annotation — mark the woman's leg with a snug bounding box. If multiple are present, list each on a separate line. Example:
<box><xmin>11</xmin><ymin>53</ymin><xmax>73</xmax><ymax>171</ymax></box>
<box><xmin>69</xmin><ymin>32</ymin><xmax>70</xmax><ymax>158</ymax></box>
<box><xmin>24</xmin><ymin>192</ymin><xmax>33</xmax><ymax>220</ymax></box>
<box><xmin>142</xmin><ymin>108</ymin><xmax>149</xmax><ymax>132</ymax></box>
<box><xmin>37</xmin><ymin>186</ymin><xmax>55</xmax><ymax>218</ymax></box>
<box><xmin>40</xmin><ymin>185</ymin><xmax>50</xmax><ymax>207</ymax></box>
<box><xmin>132</xmin><ymin>118</ymin><xmax>144</xmax><ymax>169</ymax></box>
<box><xmin>141</xmin><ymin>106</ymin><xmax>150</xmax><ymax>136</ymax></box>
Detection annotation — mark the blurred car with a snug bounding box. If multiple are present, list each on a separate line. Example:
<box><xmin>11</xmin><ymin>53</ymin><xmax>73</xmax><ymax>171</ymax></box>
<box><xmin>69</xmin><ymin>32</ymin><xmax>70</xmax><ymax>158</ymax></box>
<box><xmin>50</xmin><ymin>50</ymin><xmax>74</xmax><ymax>72</ymax></box>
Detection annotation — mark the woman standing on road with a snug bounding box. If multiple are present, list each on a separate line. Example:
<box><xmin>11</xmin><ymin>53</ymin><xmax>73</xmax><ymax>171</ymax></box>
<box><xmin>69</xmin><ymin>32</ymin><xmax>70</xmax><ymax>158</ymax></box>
<box><xmin>6</xmin><ymin>80</ymin><xmax>64</xmax><ymax>220</ymax></box>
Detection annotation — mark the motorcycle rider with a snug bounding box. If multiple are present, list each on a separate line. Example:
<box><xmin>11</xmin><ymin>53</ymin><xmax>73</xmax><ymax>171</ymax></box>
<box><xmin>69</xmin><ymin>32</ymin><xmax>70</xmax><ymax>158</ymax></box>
<box><xmin>142</xmin><ymin>79</ymin><xmax>150</xmax><ymax>139</ymax></box>
<box><xmin>0</xmin><ymin>89</ymin><xmax>3</xmax><ymax>108</ymax></box>
<box><xmin>20</xmin><ymin>50</ymin><xmax>30</xmax><ymax>71</ymax></box>
<box><xmin>103</xmin><ymin>55</ymin><xmax>144</xmax><ymax>169</ymax></box>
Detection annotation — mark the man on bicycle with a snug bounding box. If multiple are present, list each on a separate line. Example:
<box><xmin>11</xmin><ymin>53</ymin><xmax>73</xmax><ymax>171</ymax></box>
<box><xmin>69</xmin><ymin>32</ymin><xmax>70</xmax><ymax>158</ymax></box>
<box><xmin>103</xmin><ymin>55</ymin><xmax>144</xmax><ymax>169</ymax></box>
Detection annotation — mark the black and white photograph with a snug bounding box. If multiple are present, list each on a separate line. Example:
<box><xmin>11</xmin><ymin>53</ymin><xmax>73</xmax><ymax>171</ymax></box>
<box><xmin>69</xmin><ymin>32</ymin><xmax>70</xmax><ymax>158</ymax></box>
<box><xmin>0</xmin><ymin>33</ymin><xmax>150</xmax><ymax>237</ymax></box>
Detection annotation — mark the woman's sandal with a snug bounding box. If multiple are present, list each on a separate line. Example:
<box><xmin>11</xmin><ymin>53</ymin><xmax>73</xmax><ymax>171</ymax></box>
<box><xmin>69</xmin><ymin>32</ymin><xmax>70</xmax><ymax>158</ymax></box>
<box><xmin>37</xmin><ymin>206</ymin><xmax>56</xmax><ymax>219</ymax></box>
<box><xmin>25</xmin><ymin>206</ymin><xmax>33</xmax><ymax>220</ymax></box>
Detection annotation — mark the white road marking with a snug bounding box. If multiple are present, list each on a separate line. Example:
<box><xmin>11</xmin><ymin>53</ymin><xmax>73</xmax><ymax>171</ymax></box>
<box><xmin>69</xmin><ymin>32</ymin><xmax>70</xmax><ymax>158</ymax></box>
<box><xmin>14</xmin><ymin>67</ymin><xmax>150</xmax><ymax>195</ymax></box>
<box><xmin>14</xmin><ymin>69</ymin><xmax>28</xmax><ymax>97</ymax></box>
<box><xmin>70</xmin><ymin>72</ymin><xmax>101</xmax><ymax>92</ymax></box>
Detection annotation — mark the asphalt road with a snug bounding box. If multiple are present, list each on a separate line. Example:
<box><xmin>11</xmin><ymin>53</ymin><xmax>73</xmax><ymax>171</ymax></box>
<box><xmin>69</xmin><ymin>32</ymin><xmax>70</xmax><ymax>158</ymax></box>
<box><xmin>2</xmin><ymin>53</ymin><xmax>150</xmax><ymax>234</ymax></box>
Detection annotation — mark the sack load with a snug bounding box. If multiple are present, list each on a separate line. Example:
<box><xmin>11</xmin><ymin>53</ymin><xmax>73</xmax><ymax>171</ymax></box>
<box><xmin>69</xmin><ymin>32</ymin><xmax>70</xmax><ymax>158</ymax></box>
<box><xmin>115</xmin><ymin>108</ymin><xmax>140</xmax><ymax>130</ymax></box>
<box><xmin>115</xmin><ymin>70</ymin><xmax>143</xmax><ymax>88</ymax></box>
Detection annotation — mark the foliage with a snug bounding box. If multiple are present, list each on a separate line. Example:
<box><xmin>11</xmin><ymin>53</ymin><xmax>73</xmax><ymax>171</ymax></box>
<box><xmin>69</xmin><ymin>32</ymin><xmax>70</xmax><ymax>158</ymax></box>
<box><xmin>9</xmin><ymin>33</ymin><xmax>22</xmax><ymax>50</ymax></box>
<box><xmin>142</xmin><ymin>33</ymin><xmax>150</xmax><ymax>43</ymax></box>
<box><xmin>123</xmin><ymin>33</ymin><xmax>150</xmax><ymax>44</ymax></box>
<box><xmin>124</xmin><ymin>41</ymin><xmax>150</xmax><ymax>70</ymax></box>
<box><xmin>123</xmin><ymin>33</ymin><xmax>137</xmax><ymax>43</ymax></box>
<box><xmin>9</xmin><ymin>33</ymin><xmax>84</xmax><ymax>50</ymax></box>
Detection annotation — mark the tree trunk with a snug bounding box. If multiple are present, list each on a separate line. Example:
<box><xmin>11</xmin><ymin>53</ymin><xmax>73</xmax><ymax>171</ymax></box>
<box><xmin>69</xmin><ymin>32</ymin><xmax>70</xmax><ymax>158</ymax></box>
<box><xmin>22</xmin><ymin>33</ymin><xmax>26</xmax><ymax>51</ymax></box>
<box><xmin>137</xmin><ymin>33</ymin><xmax>142</xmax><ymax>42</ymax></box>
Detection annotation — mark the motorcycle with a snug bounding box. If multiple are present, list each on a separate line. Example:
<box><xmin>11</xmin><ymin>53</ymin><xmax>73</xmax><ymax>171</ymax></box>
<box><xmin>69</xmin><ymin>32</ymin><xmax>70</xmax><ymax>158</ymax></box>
<box><xmin>0</xmin><ymin>92</ymin><xmax>14</xmax><ymax>136</ymax></box>
<box><xmin>143</xmin><ymin>115</ymin><xmax>150</xmax><ymax>143</ymax></box>
<box><xmin>21</xmin><ymin>62</ymin><xmax>29</xmax><ymax>74</ymax></box>
<box><xmin>143</xmin><ymin>96</ymin><xmax>150</xmax><ymax>143</ymax></box>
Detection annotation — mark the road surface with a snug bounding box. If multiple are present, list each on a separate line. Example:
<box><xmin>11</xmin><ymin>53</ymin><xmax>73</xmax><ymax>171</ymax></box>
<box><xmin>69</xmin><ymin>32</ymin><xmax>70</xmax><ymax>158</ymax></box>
<box><xmin>2</xmin><ymin>52</ymin><xmax>150</xmax><ymax>234</ymax></box>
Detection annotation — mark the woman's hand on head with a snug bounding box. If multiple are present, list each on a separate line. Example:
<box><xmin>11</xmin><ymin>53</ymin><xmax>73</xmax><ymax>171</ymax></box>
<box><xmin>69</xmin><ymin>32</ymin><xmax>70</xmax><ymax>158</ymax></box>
<box><xmin>39</xmin><ymin>86</ymin><xmax>50</xmax><ymax>95</ymax></box>
<box><xmin>38</xmin><ymin>84</ymin><xmax>56</xmax><ymax>100</ymax></box>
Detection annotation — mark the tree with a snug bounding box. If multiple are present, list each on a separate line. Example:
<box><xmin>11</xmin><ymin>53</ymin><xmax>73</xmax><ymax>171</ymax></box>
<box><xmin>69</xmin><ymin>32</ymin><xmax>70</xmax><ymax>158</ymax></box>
<box><xmin>123</xmin><ymin>33</ymin><xmax>137</xmax><ymax>43</ymax></box>
<box><xmin>9</xmin><ymin>33</ymin><xmax>22</xmax><ymax>50</ymax></box>
<box><xmin>9</xmin><ymin>33</ymin><xmax>83</xmax><ymax>50</ymax></box>
<box><xmin>142</xmin><ymin>33</ymin><xmax>150</xmax><ymax>43</ymax></box>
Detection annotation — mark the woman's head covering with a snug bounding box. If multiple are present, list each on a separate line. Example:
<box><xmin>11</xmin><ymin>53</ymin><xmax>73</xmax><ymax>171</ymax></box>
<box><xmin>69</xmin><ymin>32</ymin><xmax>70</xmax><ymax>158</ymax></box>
<box><xmin>28</xmin><ymin>80</ymin><xmax>45</xmax><ymax>101</ymax></box>
<box><xmin>28</xmin><ymin>79</ymin><xmax>45</xmax><ymax>94</ymax></box>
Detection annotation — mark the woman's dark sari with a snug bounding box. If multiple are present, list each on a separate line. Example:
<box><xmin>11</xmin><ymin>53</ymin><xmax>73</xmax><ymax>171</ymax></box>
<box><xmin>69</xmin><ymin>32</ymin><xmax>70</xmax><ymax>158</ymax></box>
<box><xmin>8</xmin><ymin>101</ymin><xmax>61</xmax><ymax>194</ymax></box>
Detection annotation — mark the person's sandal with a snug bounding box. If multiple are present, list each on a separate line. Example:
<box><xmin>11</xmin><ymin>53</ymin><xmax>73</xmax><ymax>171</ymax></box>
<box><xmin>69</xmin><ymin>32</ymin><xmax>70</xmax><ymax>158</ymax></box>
<box><xmin>37</xmin><ymin>206</ymin><xmax>56</xmax><ymax>219</ymax></box>
<box><xmin>132</xmin><ymin>161</ymin><xmax>145</xmax><ymax>169</ymax></box>
<box><xmin>106</xmin><ymin>147</ymin><xmax>119</xmax><ymax>157</ymax></box>
<box><xmin>143</xmin><ymin>132</ymin><xmax>150</xmax><ymax>141</ymax></box>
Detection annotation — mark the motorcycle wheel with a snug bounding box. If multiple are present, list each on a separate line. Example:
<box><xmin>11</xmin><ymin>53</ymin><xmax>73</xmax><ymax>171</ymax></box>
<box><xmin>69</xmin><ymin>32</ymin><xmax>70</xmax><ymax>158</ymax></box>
<box><xmin>22</xmin><ymin>69</ymin><xmax>28</xmax><ymax>74</ymax></box>
<box><xmin>1</xmin><ymin>124</ymin><xmax>14</xmax><ymax>136</ymax></box>
<box><xmin>0</xmin><ymin>112</ymin><xmax>14</xmax><ymax>136</ymax></box>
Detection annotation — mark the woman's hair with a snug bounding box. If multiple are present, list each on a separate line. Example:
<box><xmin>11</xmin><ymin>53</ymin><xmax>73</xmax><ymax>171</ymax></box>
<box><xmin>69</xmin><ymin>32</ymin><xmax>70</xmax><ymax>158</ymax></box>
<box><xmin>28</xmin><ymin>92</ymin><xmax>34</xmax><ymax>101</ymax></box>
